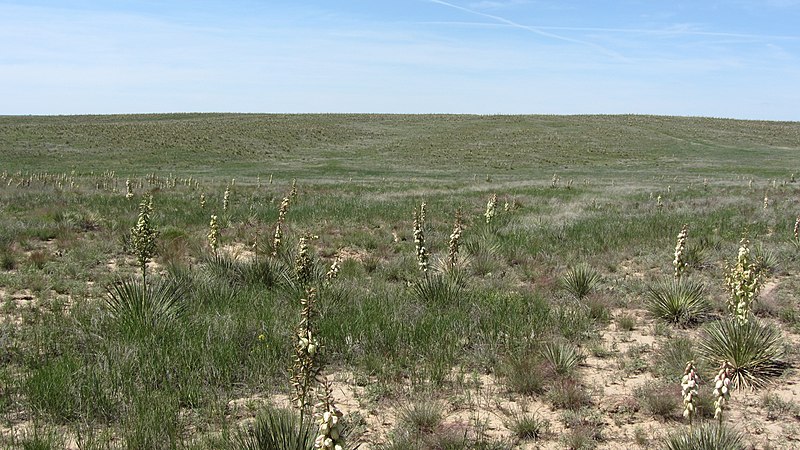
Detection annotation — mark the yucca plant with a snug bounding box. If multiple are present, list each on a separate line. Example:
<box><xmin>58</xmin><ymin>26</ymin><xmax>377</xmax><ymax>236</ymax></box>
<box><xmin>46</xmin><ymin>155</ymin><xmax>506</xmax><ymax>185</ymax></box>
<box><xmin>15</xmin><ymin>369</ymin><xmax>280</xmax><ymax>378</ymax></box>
<box><xmin>645</xmin><ymin>278</ymin><xmax>709</xmax><ymax>325</ymax></box>
<box><xmin>752</xmin><ymin>243</ymin><xmax>778</xmax><ymax>276</ymax></box>
<box><xmin>660</xmin><ymin>422</ymin><xmax>744</xmax><ymax>450</ymax></box>
<box><xmin>234</xmin><ymin>407</ymin><xmax>314</xmax><ymax>450</ymax></box>
<box><xmin>105</xmin><ymin>276</ymin><xmax>186</xmax><ymax>331</ymax></box>
<box><xmin>560</xmin><ymin>264</ymin><xmax>601</xmax><ymax>300</ymax></box>
<box><xmin>699</xmin><ymin>318</ymin><xmax>786</xmax><ymax>389</ymax></box>
<box><xmin>541</xmin><ymin>341</ymin><xmax>583</xmax><ymax>377</ymax></box>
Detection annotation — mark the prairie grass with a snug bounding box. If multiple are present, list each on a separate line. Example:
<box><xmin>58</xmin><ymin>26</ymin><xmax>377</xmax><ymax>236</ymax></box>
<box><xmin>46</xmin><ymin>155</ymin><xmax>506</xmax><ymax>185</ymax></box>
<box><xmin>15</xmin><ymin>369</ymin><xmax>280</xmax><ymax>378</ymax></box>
<box><xmin>1</xmin><ymin>114</ymin><xmax>799</xmax><ymax>448</ymax></box>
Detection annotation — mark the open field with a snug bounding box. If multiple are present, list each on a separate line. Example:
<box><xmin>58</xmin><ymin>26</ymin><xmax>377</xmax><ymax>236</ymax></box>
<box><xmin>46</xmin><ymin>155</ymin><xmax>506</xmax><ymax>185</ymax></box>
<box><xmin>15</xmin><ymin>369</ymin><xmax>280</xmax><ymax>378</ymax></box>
<box><xmin>1</xmin><ymin>114</ymin><xmax>799</xmax><ymax>449</ymax></box>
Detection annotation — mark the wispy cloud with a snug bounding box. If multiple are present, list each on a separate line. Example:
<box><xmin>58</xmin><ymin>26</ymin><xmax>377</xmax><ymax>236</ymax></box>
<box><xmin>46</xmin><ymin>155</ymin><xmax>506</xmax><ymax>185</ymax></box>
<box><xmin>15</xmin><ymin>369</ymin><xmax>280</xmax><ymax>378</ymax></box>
<box><xmin>427</xmin><ymin>0</ymin><xmax>627</xmax><ymax>60</ymax></box>
<box><xmin>468</xmin><ymin>0</ymin><xmax>530</xmax><ymax>10</ymax></box>
<box><xmin>416</xmin><ymin>20</ymin><xmax>800</xmax><ymax>41</ymax></box>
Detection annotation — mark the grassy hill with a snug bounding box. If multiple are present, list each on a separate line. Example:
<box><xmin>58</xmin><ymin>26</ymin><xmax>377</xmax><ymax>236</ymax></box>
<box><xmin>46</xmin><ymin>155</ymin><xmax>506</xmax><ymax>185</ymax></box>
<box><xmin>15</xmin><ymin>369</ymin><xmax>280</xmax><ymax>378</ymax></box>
<box><xmin>2</xmin><ymin>114</ymin><xmax>798</xmax><ymax>181</ymax></box>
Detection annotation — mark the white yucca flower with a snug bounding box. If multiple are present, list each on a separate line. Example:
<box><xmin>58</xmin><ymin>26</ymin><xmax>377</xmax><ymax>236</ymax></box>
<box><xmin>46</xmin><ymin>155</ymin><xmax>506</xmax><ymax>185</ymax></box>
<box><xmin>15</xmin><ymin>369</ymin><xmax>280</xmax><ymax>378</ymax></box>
<box><xmin>326</xmin><ymin>257</ymin><xmax>341</xmax><ymax>282</ymax></box>
<box><xmin>223</xmin><ymin>187</ymin><xmax>231</xmax><ymax>212</ymax></box>
<box><xmin>712</xmin><ymin>361</ymin><xmax>733</xmax><ymax>420</ymax></box>
<box><xmin>447</xmin><ymin>211</ymin><xmax>463</xmax><ymax>269</ymax></box>
<box><xmin>130</xmin><ymin>194</ymin><xmax>157</xmax><ymax>282</ymax></box>
<box><xmin>413</xmin><ymin>207</ymin><xmax>428</xmax><ymax>273</ymax></box>
<box><xmin>724</xmin><ymin>238</ymin><xmax>763</xmax><ymax>324</ymax></box>
<box><xmin>681</xmin><ymin>361</ymin><xmax>699</xmax><ymax>424</ymax></box>
<box><xmin>272</xmin><ymin>196</ymin><xmax>290</xmax><ymax>256</ymax></box>
<box><xmin>794</xmin><ymin>215</ymin><xmax>800</xmax><ymax>241</ymax></box>
<box><xmin>125</xmin><ymin>179</ymin><xmax>134</xmax><ymax>199</ymax></box>
<box><xmin>207</xmin><ymin>215</ymin><xmax>220</xmax><ymax>255</ymax></box>
<box><xmin>484</xmin><ymin>193</ymin><xmax>497</xmax><ymax>224</ymax></box>
<box><xmin>673</xmin><ymin>224</ymin><xmax>689</xmax><ymax>278</ymax></box>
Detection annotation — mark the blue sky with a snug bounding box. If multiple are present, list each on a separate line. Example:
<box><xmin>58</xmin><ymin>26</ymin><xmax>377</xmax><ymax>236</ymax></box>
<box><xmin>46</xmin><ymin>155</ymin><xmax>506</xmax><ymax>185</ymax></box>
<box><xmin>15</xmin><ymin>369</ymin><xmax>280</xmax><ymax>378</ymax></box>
<box><xmin>1</xmin><ymin>0</ymin><xmax>799</xmax><ymax>119</ymax></box>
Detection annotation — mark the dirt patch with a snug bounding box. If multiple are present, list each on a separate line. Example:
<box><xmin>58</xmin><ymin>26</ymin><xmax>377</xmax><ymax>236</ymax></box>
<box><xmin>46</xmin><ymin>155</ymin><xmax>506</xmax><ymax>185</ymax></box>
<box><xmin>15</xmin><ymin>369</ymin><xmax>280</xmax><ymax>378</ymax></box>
<box><xmin>337</xmin><ymin>247</ymin><xmax>371</xmax><ymax>263</ymax></box>
<box><xmin>220</xmin><ymin>243</ymin><xmax>256</xmax><ymax>261</ymax></box>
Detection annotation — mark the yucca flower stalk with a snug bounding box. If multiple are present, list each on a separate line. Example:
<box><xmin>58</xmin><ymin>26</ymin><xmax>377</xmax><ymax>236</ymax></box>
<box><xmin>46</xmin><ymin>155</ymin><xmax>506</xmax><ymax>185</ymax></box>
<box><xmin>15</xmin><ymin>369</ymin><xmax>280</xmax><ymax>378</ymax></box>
<box><xmin>291</xmin><ymin>178</ymin><xmax>298</xmax><ymax>200</ymax></box>
<box><xmin>291</xmin><ymin>287</ymin><xmax>321</xmax><ymax>421</ymax></box>
<box><xmin>551</xmin><ymin>173</ymin><xmax>559</xmax><ymax>188</ymax></box>
<box><xmin>681</xmin><ymin>361</ymin><xmax>699</xmax><ymax>427</ymax></box>
<box><xmin>413</xmin><ymin>207</ymin><xmax>429</xmax><ymax>273</ymax></box>
<box><xmin>712</xmin><ymin>361</ymin><xmax>733</xmax><ymax>422</ymax></box>
<box><xmin>484</xmin><ymin>193</ymin><xmax>497</xmax><ymax>224</ymax></box>
<box><xmin>272</xmin><ymin>196</ymin><xmax>290</xmax><ymax>256</ymax></box>
<box><xmin>125</xmin><ymin>178</ymin><xmax>134</xmax><ymax>199</ymax></box>
<box><xmin>723</xmin><ymin>238</ymin><xmax>763</xmax><ymax>324</ymax></box>
<box><xmin>447</xmin><ymin>210</ymin><xmax>463</xmax><ymax>270</ymax></box>
<box><xmin>208</xmin><ymin>215</ymin><xmax>220</xmax><ymax>255</ymax></box>
<box><xmin>313</xmin><ymin>377</ymin><xmax>345</xmax><ymax>450</ymax></box>
<box><xmin>793</xmin><ymin>215</ymin><xmax>799</xmax><ymax>241</ymax></box>
<box><xmin>419</xmin><ymin>201</ymin><xmax>427</xmax><ymax>226</ymax></box>
<box><xmin>199</xmin><ymin>192</ymin><xmax>206</xmax><ymax>209</ymax></box>
<box><xmin>295</xmin><ymin>235</ymin><xmax>316</xmax><ymax>287</ymax></box>
<box><xmin>657</xmin><ymin>195</ymin><xmax>664</xmax><ymax>211</ymax></box>
<box><xmin>223</xmin><ymin>186</ymin><xmax>231</xmax><ymax>212</ymax></box>
<box><xmin>763</xmin><ymin>195</ymin><xmax>769</xmax><ymax>210</ymax></box>
<box><xmin>748</xmin><ymin>179</ymin><xmax>753</xmax><ymax>190</ymax></box>
<box><xmin>130</xmin><ymin>194</ymin><xmax>157</xmax><ymax>284</ymax></box>
<box><xmin>325</xmin><ymin>257</ymin><xmax>341</xmax><ymax>282</ymax></box>
<box><xmin>673</xmin><ymin>224</ymin><xmax>689</xmax><ymax>279</ymax></box>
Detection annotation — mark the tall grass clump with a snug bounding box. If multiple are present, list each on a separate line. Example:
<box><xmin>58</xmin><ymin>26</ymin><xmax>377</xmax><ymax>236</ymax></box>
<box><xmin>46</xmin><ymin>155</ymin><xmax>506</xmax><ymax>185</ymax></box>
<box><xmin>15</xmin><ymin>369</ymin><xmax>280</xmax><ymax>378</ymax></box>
<box><xmin>645</xmin><ymin>278</ymin><xmax>708</xmax><ymax>325</ymax></box>
<box><xmin>411</xmin><ymin>274</ymin><xmax>463</xmax><ymax>306</ymax></box>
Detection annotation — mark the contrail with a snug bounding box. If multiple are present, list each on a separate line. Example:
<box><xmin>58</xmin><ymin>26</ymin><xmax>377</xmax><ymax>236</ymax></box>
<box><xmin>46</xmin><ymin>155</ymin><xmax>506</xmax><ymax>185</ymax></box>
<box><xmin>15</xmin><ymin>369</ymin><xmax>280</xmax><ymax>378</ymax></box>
<box><xmin>419</xmin><ymin>20</ymin><xmax>800</xmax><ymax>41</ymax></box>
<box><xmin>427</xmin><ymin>0</ymin><xmax>628</xmax><ymax>60</ymax></box>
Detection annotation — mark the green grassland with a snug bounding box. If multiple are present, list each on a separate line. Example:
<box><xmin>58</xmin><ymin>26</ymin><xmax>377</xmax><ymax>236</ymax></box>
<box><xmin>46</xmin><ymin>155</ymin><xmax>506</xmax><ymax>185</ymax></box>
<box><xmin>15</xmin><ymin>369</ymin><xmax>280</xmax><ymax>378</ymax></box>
<box><xmin>0</xmin><ymin>114</ymin><xmax>799</xmax><ymax>449</ymax></box>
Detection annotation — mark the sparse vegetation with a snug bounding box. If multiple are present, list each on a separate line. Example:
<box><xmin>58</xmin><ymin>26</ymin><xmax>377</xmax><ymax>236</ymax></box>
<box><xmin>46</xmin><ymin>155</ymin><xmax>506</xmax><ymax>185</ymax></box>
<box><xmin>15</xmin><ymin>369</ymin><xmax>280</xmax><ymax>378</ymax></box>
<box><xmin>1</xmin><ymin>114</ymin><xmax>799</xmax><ymax>448</ymax></box>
